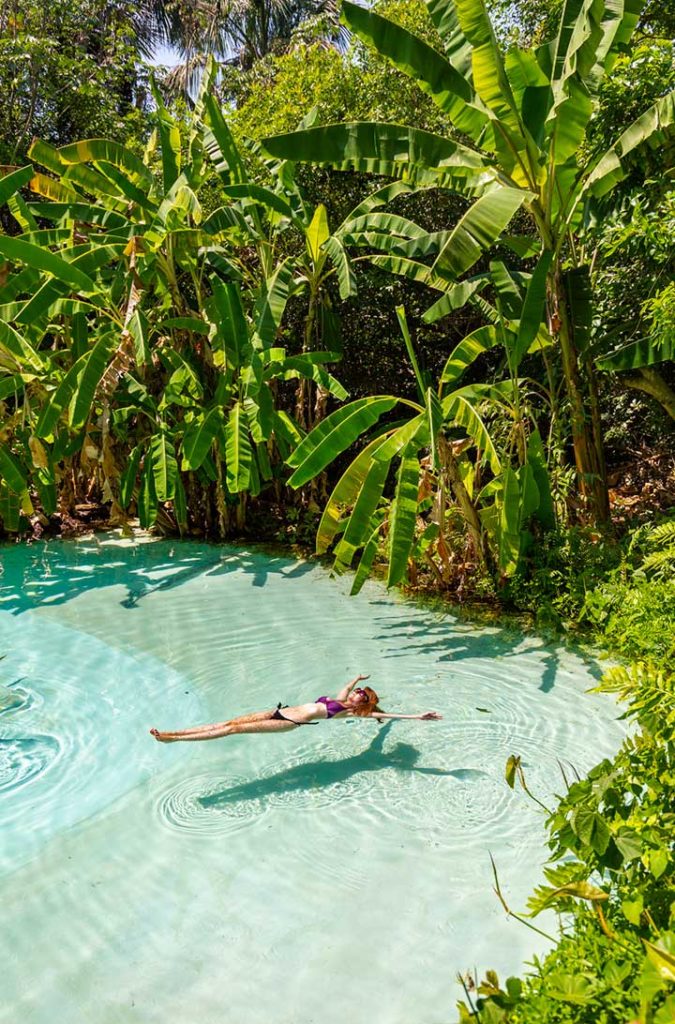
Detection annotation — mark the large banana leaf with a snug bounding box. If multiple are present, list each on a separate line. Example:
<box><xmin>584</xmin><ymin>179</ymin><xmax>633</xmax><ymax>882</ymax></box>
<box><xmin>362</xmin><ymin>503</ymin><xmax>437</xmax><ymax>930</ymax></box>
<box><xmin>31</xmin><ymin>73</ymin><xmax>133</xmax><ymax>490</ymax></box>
<box><xmin>56</xmin><ymin>139</ymin><xmax>153</xmax><ymax>188</ymax></box>
<box><xmin>442</xmin><ymin>390</ymin><xmax>501</xmax><ymax>472</ymax></box>
<box><xmin>350</xmin><ymin>512</ymin><xmax>386</xmax><ymax>595</ymax></box>
<box><xmin>262</xmin><ymin>122</ymin><xmax>488</xmax><ymax>179</ymax></box>
<box><xmin>207</xmin><ymin>278</ymin><xmax>248</xmax><ymax>369</ymax></box>
<box><xmin>440</xmin><ymin>324</ymin><xmax>500</xmax><ymax>387</ymax></box>
<box><xmin>0</xmin><ymin>321</ymin><xmax>44</xmax><ymax>372</ymax></box>
<box><xmin>0</xmin><ymin>445</ymin><xmax>28</xmax><ymax>495</ymax></box>
<box><xmin>68</xmin><ymin>332</ymin><xmax>116</xmax><ymax>430</ymax></box>
<box><xmin>0</xmin><ymin>237</ymin><xmax>97</xmax><ymax>294</ymax></box>
<box><xmin>182</xmin><ymin>408</ymin><xmax>223</xmax><ymax>470</ymax></box>
<box><xmin>225</xmin><ymin>402</ymin><xmax>252</xmax><ymax>493</ymax></box>
<box><xmin>120</xmin><ymin>445</ymin><xmax>143</xmax><ymax>509</ymax></box>
<box><xmin>597</xmin><ymin>334</ymin><xmax>675</xmax><ymax>371</ymax></box>
<box><xmin>334</xmin><ymin>455</ymin><xmax>392</xmax><ymax>568</ymax></box>
<box><xmin>583</xmin><ymin>89</ymin><xmax>675</xmax><ymax>199</ymax></box>
<box><xmin>138</xmin><ymin>453</ymin><xmax>158</xmax><ymax>529</ymax></box>
<box><xmin>426</xmin><ymin>0</ymin><xmax>473</xmax><ymax>78</ymax></box>
<box><xmin>432</xmin><ymin>186</ymin><xmax>526</xmax><ymax>279</ymax></box>
<box><xmin>203</xmin><ymin>95</ymin><xmax>249</xmax><ymax>185</ymax></box>
<box><xmin>387</xmin><ymin>448</ymin><xmax>420</xmax><ymax>587</ymax></box>
<box><xmin>0</xmin><ymin>166</ymin><xmax>33</xmax><ymax>207</ymax></box>
<box><xmin>322</xmin><ymin>236</ymin><xmax>357</xmax><ymax>299</ymax></box>
<box><xmin>316</xmin><ymin>435</ymin><xmax>393</xmax><ymax>554</ymax></box>
<box><xmin>150</xmin><ymin>432</ymin><xmax>178</xmax><ymax>502</ymax></box>
<box><xmin>287</xmin><ymin>396</ymin><xmax>397</xmax><ymax>488</ymax></box>
<box><xmin>254</xmin><ymin>259</ymin><xmax>298</xmax><ymax>347</ymax></box>
<box><xmin>510</xmin><ymin>249</ymin><xmax>553</xmax><ymax>371</ymax></box>
<box><xmin>342</xmin><ymin>1</ymin><xmax>488</xmax><ymax>142</ymax></box>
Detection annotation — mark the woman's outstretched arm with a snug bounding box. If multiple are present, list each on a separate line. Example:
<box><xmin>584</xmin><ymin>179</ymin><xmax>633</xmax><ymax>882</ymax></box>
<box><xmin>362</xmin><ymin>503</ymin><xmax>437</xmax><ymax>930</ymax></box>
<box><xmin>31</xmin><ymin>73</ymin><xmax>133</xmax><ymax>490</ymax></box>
<box><xmin>335</xmin><ymin>673</ymin><xmax>370</xmax><ymax>701</ymax></box>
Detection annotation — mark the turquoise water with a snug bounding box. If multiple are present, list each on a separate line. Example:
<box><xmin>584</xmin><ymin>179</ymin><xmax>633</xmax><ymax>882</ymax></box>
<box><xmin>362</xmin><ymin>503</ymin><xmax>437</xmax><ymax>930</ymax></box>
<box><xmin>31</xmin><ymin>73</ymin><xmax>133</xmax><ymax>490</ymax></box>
<box><xmin>0</xmin><ymin>536</ymin><xmax>624</xmax><ymax>1023</ymax></box>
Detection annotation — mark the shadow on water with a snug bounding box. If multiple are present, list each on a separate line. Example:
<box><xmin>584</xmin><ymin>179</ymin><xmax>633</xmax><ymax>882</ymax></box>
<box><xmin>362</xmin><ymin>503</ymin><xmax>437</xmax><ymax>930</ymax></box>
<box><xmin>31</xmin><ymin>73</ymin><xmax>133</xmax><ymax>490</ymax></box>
<box><xmin>372</xmin><ymin>614</ymin><xmax>605</xmax><ymax>693</ymax></box>
<box><xmin>199</xmin><ymin>724</ymin><xmax>486</xmax><ymax>810</ymax></box>
<box><xmin>0</xmin><ymin>537</ymin><xmax>314</xmax><ymax>615</ymax></box>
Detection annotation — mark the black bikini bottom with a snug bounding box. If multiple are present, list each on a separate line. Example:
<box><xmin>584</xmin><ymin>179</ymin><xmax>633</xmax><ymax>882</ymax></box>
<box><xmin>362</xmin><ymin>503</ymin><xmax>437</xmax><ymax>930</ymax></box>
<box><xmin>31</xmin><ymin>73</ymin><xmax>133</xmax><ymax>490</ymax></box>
<box><xmin>271</xmin><ymin>703</ymin><xmax>317</xmax><ymax>725</ymax></box>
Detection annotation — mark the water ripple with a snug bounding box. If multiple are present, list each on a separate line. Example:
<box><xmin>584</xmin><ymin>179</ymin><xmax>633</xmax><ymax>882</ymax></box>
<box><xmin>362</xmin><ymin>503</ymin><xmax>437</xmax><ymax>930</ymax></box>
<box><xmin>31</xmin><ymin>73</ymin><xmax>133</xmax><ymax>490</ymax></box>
<box><xmin>156</xmin><ymin>772</ymin><xmax>270</xmax><ymax>835</ymax></box>
<box><xmin>0</xmin><ymin>736</ymin><xmax>60</xmax><ymax>793</ymax></box>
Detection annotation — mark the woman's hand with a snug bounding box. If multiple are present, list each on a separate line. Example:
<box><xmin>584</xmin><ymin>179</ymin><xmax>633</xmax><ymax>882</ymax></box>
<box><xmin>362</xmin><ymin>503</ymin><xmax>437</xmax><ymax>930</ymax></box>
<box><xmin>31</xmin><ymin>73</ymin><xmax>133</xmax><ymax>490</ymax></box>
<box><xmin>420</xmin><ymin>711</ymin><xmax>442</xmax><ymax>720</ymax></box>
<box><xmin>356</xmin><ymin>673</ymin><xmax>370</xmax><ymax>682</ymax></box>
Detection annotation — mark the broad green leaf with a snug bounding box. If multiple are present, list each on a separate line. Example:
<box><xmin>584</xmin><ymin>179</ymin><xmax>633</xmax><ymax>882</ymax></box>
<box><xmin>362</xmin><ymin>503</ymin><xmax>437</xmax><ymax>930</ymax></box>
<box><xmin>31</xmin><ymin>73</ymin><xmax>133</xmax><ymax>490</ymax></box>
<box><xmin>443</xmin><ymin>391</ymin><xmax>501</xmax><ymax>472</ymax></box>
<box><xmin>571</xmin><ymin>806</ymin><xmax>611</xmax><ymax>855</ymax></box>
<box><xmin>323</xmin><ymin>236</ymin><xmax>356</xmax><ymax>299</ymax></box>
<box><xmin>498</xmin><ymin>465</ymin><xmax>521</xmax><ymax>573</ymax></box>
<box><xmin>342</xmin><ymin>1</ymin><xmax>487</xmax><ymax>141</ymax></box>
<box><xmin>0</xmin><ymin>482</ymin><xmax>21</xmax><ymax>530</ymax></box>
<box><xmin>174</xmin><ymin>474</ymin><xmax>188</xmax><ymax>531</ymax></box>
<box><xmin>120</xmin><ymin>444</ymin><xmax>143</xmax><ymax>509</ymax></box>
<box><xmin>306</xmin><ymin>204</ymin><xmax>330</xmax><ymax>263</ymax></box>
<box><xmin>150</xmin><ymin>432</ymin><xmax>178</xmax><ymax>502</ymax></box>
<box><xmin>511</xmin><ymin>250</ymin><xmax>553</xmax><ymax>369</ymax></box>
<box><xmin>423</xmin><ymin>277</ymin><xmax>486</xmax><ymax>323</ymax></box>
<box><xmin>597</xmin><ymin>334</ymin><xmax>674</xmax><ymax>371</ymax></box>
<box><xmin>56</xmin><ymin>139</ymin><xmax>153</xmax><ymax>187</ymax></box>
<box><xmin>584</xmin><ymin>89</ymin><xmax>675</xmax><ymax>199</ymax></box>
<box><xmin>440</xmin><ymin>325</ymin><xmax>500</xmax><ymax>386</ymax></box>
<box><xmin>223</xmin><ymin>183</ymin><xmax>299</xmax><ymax>225</ymax></box>
<box><xmin>128</xmin><ymin>309</ymin><xmax>152</xmax><ymax>366</ymax></box>
<box><xmin>426</xmin><ymin>0</ymin><xmax>473</xmax><ymax>77</ymax></box>
<box><xmin>35</xmin><ymin>355</ymin><xmax>88</xmax><ymax>439</ymax></box>
<box><xmin>262</xmin><ymin>122</ymin><xmax>488</xmax><ymax>180</ymax></box>
<box><xmin>225</xmin><ymin>402</ymin><xmax>252</xmax><ymax>493</ymax></box>
<box><xmin>207</xmin><ymin>277</ymin><xmax>248</xmax><ymax>369</ymax></box>
<box><xmin>432</xmin><ymin>187</ymin><xmax>526</xmax><ymax>279</ymax></box>
<box><xmin>0</xmin><ymin>446</ymin><xmax>28</xmax><ymax>494</ymax></box>
<box><xmin>69</xmin><ymin>332</ymin><xmax>116</xmax><ymax>430</ymax></box>
<box><xmin>287</xmin><ymin>397</ymin><xmax>397</xmax><ymax>488</ymax></box>
<box><xmin>316</xmin><ymin>435</ymin><xmax>393</xmax><ymax>554</ymax></box>
<box><xmin>0</xmin><ymin>166</ymin><xmax>33</xmax><ymax>208</ymax></box>
<box><xmin>0</xmin><ymin>321</ymin><xmax>43</xmax><ymax>371</ymax></box>
<box><xmin>644</xmin><ymin>938</ymin><xmax>675</xmax><ymax>982</ymax></box>
<box><xmin>182</xmin><ymin>408</ymin><xmax>223</xmax><ymax>470</ymax></box>
<box><xmin>0</xmin><ymin>236</ymin><xmax>97</xmax><ymax>294</ymax></box>
<box><xmin>387</xmin><ymin>449</ymin><xmax>420</xmax><ymax>587</ymax></box>
<box><xmin>350</xmin><ymin>514</ymin><xmax>385</xmax><ymax>595</ymax></box>
<box><xmin>373</xmin><ymin>413</ymin><xmax>427</xmax><ymax>462</ymax></box>
<box><xmin>334</xmin><ymin>455</ymin><xmax>391</xmax><ymax>568</ymax></box>
<box><xmin>621</xmin><ymin>894</ymin><xmax>644</xmax><ymax>926</ymax></box>
<box><xmin>272</xmin><ymin>355</ymin><xmax>348</xmax><ymax>401</ymax></box>
<box><xmin>254</xmin><ymin>259</ymin><xmax>296</xmax><ymax>347</ymax></box>
<box><xmin>151</xmin><ymin>81</ymin><xmax>182</xmax><ymax>191</ymax></box>
<box><xmin>138</xmin><ymin>452</ymin><xmax>158</xmax><ymax>528</ymax></box>
<box><xmin>203</xmin><ymin>95</ymin><xmax>249</xmax><ymax>185</ymax></box>
<box><xmin>527</xmin><ymin>429</ymin><xmax>555</xmax><ymax>529</ymax></box>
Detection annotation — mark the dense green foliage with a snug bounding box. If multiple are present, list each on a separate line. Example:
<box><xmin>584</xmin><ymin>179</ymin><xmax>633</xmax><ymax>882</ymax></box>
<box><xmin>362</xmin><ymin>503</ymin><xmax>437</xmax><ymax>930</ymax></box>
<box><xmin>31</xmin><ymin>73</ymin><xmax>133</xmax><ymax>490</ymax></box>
<box><xmin>0</xmin><ymin>1</ymin><xmax>674</xmax><ymax>1020</ymax></box>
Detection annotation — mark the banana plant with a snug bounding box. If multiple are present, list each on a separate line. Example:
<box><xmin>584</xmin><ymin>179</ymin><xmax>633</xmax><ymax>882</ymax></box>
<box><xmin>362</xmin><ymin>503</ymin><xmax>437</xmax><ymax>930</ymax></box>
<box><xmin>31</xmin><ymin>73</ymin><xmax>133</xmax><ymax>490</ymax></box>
<box><xmin>285</xmin><ymin>302</ymin><xmax>554</xmax><ymax>593</ymax></box>
<box><xmin>261</xmin><ymin>0</ymin><xmax>675</xmax><ymax>525</ymax></box>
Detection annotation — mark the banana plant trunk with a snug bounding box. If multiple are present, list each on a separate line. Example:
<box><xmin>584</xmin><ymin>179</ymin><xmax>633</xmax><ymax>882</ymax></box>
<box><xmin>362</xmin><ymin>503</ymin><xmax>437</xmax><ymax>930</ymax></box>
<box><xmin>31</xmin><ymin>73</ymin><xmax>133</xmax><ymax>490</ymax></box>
<box><xmin>438</xmin><ymin>436</ymin><xmax>493</xmax><ymax>573</ymax></box>
<box><xmin>553</xmin><ymin>268</ymin><xmax>610</xmax><ymax>524</ymax></box>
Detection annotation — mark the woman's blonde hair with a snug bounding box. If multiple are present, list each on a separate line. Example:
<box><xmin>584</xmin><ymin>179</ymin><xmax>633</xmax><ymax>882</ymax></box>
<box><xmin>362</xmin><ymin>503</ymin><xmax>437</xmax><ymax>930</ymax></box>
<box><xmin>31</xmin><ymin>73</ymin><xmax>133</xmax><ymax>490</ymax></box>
<box><xmin>350</xmin><ymin>686</ymin><xmax>384</xmax><ymax>717</ymax></box>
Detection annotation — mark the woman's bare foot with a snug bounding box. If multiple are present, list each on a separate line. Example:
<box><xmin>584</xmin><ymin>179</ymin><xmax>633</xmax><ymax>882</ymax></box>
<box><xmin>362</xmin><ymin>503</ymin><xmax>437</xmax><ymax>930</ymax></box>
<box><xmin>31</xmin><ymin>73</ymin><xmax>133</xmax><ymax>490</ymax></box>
<box><xmin>150</xmin><ymin>728</ymin><xmax>176</xmax><ymax>743</ymax></box>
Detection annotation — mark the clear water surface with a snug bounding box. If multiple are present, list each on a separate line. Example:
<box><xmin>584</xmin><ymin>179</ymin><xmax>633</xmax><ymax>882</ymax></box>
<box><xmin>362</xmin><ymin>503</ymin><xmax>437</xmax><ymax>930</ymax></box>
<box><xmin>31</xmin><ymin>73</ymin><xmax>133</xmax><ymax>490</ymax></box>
<box><xmin>0</xmin><ymin>536</ymin><xmax>624</xmax><ymax>1024</ymax></box>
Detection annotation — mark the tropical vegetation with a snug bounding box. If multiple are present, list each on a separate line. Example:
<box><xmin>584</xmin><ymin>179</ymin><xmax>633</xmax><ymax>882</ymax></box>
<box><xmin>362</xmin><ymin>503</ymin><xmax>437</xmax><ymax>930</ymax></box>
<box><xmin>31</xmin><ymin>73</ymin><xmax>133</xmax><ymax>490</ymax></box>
<box><xmin>0</xmin><ymin>0</ymin><xmax>673</xmax><ymax>1019</ymax></box>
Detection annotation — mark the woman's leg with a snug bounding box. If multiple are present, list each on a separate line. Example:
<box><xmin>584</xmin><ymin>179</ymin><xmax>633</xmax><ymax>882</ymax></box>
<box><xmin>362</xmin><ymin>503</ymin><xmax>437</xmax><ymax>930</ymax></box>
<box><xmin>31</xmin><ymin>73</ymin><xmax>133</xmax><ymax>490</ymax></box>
<box><xmin>152</xmin><ymin>719</ymin><xmax>297</xmax><ymax>743</ymax></box>
<box><xmin>150</xmin><ymin>709</ymin><xmax>276</xmax><ymax>741</ymax></box>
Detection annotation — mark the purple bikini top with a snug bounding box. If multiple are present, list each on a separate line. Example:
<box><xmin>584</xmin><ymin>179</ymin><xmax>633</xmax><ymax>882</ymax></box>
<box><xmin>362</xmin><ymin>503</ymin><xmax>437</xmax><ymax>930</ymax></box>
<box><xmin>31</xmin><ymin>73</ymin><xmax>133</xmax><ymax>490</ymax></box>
<box><xmin>316</xmin><ymin>696</ymin><xmax>345</xmax><ymax>718</ymax></box>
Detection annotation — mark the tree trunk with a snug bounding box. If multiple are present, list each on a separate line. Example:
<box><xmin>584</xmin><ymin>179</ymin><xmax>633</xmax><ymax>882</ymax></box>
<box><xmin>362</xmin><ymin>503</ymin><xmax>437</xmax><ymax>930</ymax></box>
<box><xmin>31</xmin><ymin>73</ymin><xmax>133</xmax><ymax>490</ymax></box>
<box><xmin>553</xmin><ymin>268</ymin><xmax>610</xmax><ymax>523</ymax></box>
<box><xmin>620</xmin><ymin>367</ymin><xmax>675</xmax><ymax>420</ymax></box>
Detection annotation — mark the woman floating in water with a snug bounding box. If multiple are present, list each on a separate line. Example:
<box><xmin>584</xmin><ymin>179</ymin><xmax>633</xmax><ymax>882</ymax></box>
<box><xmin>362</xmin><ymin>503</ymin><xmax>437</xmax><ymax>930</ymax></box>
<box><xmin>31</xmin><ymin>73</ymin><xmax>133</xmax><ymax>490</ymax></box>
<box><xmin>150</xmin><ymin>674</ymin><xmax>441</xmax><ymax>742</ymax></box>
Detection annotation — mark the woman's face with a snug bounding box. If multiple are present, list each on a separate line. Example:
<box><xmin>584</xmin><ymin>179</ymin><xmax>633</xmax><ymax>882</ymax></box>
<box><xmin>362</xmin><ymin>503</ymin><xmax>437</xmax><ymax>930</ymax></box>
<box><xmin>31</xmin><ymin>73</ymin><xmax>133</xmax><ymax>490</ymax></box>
<box><xmin>348</xmin><ymin>689</ymin><xmax>369</xmax><ymax>706</ymax></box>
